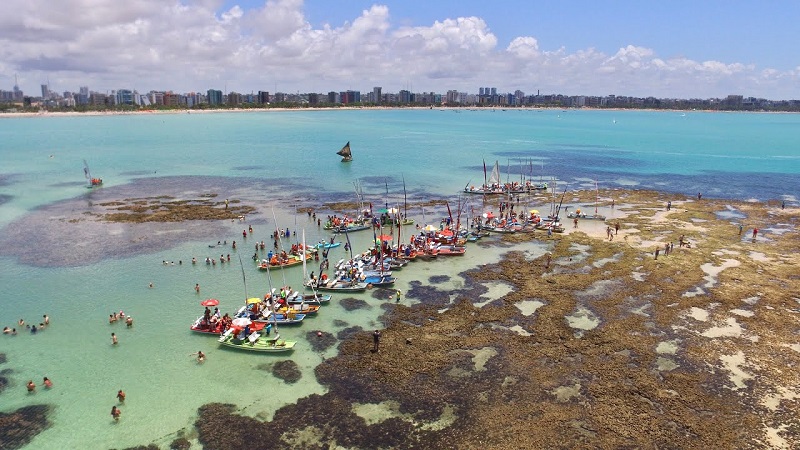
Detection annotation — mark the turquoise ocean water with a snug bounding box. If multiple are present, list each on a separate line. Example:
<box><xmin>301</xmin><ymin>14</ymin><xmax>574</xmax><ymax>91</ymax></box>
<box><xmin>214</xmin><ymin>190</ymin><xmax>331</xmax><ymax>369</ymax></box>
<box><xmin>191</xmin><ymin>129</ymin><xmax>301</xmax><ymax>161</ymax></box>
<box><xmin>0</xmin><ymin>109</ymin><xmax>798</xmax><ymax>449</ymax></box>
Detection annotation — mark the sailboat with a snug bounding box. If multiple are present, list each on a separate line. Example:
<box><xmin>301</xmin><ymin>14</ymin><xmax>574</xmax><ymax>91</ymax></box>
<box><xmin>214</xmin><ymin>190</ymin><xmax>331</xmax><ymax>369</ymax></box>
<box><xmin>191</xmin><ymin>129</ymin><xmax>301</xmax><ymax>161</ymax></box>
<box><xmin>83</xmin><ymin>159</ymin><xmax>103</xmax><ymax>188</ymax></box>
<box><xmin>336</xmin><ymin>141</ymin><xmax>352</xmax><ymax>162</ymax></box>
<box><xmin>567</xmin><ymin>180</ymin><xmax>606</xmax><ymax>221</ymax></box>
<box><xmin>323</xmin><ymin>181</ymin><xmax>370</xmax><ymax>232</ymax></box>
<box><xmin>464</xmin><ymin>160</ymin><xmax>503</xmax><ymax>195</ymax></box>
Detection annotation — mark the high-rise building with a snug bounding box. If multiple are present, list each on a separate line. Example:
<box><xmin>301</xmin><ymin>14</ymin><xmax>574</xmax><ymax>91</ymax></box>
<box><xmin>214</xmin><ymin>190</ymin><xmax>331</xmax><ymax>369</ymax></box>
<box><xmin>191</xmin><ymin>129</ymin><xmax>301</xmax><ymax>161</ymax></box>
<box><xmin>116</xmin><ymin>89</ymin><xmax>134</xmax><ymax>105</ymax></box>
<box><xmin>77</xmin><ymin>86</ymin><xmax>89</xmax><ymax>105</ymax></box>
<box><xmin>373</xmin><ymin>87</ymin><xmax>381</xmax><ymax>104</ymax></box>
<box><xmin>446</xmin><ymin>90</ymin><xmax>459</xmax><ymax>104</ymax></box>
<box><xmin>13</xmin><ymin>75</ymin><xmax>23</xmax><ymax>101</ymax></box>
<box><xmin>479</xmin><ymin>87</ymin><xmax>485</xmax><ymax>96</ymax></box>
<box><xmin>41</xmin><ymin>84</ymin><xmax>49</xmax><ymax>99</ymax></box>
<box><xmin>206</xmin><ymin>89</ymin><xmax>223</xmax><ymax>106</ymax></box>
<box><xmin>257</xmin><ymin>91</ymin><xmax>270</xmax><ymax>104</ymax></box>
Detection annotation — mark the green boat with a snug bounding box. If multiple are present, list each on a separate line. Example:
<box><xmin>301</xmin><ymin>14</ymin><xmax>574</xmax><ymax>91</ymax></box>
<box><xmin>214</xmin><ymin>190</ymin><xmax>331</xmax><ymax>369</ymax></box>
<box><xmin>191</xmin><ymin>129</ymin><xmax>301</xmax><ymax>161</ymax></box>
<box><xmin>217</xmin><ymin>327</ymin><xmax>296</xmax><ymax>353</ymax></box>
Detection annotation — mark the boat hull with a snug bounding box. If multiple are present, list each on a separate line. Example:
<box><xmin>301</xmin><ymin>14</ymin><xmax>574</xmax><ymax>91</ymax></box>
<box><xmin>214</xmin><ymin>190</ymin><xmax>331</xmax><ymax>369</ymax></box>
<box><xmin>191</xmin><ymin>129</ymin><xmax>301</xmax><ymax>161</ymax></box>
<box><xmin>305</xmin><ymin>280</ymin><xmax>368</xmax><ymax>292</ymax></box>
<box><xmin>218</xmin><ymin>333</ymin><xmax>296</xmax><ymax>352</ymax></box>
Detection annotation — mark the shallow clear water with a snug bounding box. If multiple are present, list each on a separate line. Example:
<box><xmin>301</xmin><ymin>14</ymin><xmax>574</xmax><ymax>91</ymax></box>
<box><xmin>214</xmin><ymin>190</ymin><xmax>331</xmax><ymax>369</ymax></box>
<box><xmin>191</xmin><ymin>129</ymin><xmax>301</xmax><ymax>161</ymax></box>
<box><xmin>1</xmin><ymin>109</ymin><xmax>798</xmax><ymax>448</ymax></box>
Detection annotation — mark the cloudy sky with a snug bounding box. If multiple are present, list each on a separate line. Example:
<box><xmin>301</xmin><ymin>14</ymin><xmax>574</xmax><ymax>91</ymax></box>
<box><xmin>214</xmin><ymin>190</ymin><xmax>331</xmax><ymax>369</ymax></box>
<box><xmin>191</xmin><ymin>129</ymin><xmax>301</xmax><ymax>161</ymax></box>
<box><xmin>2</xmin><ymin>0</ymin><xmax>798</xmax><ymax>99</ymax></box>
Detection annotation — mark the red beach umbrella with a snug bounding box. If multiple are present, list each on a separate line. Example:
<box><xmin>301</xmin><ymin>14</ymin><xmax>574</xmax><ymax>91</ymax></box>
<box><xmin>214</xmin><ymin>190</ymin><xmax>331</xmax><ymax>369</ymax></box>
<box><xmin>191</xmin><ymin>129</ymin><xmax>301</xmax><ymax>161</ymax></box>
<box><xmin>200</xmin><ymin>299</ymin><xmax>219</xmax><ymax>307</ymax></box>
<box><xmin>377</xmin><ymin>234</ymin><xmax>393</xmax><ymax>241</ymax></box>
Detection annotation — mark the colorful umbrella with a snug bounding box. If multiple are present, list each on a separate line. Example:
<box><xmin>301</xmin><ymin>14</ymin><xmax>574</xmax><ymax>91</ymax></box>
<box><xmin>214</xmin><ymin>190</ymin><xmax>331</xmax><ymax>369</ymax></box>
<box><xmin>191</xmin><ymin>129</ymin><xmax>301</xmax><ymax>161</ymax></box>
<box><xmin>423</xmin><ymin>224</ymin><xmax>438</xmax><ymax>231</ymax></box>
<box><xmin>246</xmin><ymin>297</ymin><xmax>261</xmax><ymax>304</ymax></box>
<box><xmin>377</xmin><ymin>234</ymin><xmax>393</xmax><ymax>241</ymax></box>
<box><xmin>200</xmin><ymin>299</ymin><xmax>219</xmax><ymax>307</ymax></box>
<box><xmin>529</xmin><ymin>209</ymin><xmax>539</xmax><ymax>214</ymax></box>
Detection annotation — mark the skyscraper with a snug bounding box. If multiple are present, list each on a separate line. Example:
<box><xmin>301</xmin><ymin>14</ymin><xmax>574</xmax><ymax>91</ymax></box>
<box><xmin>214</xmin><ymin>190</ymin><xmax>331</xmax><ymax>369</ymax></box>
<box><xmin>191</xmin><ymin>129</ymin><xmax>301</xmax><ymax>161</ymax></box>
<box><xmin>206</xmin><ymin>89</ymin><xmax>223</xmax><ymax>106</ymax></box>
<box><xmin>41</xmin><ymin>84</ymin><xmax>49</xmax><ymax>99</ymax></box>
<box><xmin>12</xmin><ymin>74</ymin><xmax>23</xmax><ymax>101</ymax></box>
<box><xmin>373</xmin><ymin>87</ymin><xmax>382</xmax><ymax>104</ymax></box>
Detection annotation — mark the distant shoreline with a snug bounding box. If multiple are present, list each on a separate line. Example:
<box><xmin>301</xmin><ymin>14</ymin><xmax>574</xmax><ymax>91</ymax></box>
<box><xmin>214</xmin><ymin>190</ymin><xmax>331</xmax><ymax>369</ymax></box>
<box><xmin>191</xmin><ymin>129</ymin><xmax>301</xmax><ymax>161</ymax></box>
<box><xmin>1</xmin><ymin>106</ymin><xmax>798</xmax><ymax>119</ymax></box>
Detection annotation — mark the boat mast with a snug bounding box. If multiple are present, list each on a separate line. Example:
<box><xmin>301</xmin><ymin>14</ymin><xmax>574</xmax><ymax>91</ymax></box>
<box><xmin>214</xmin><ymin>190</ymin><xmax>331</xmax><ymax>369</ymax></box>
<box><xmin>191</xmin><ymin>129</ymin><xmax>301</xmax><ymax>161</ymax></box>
<box><xmin>402</xmin><ymin>175</ymin><xmax>408</xmax><ymax>222</ymax></box>
<box><xmin>271</xmin><ymin>208</ymin><xmax>288</xmax><ymax>288</ymax></box>
<box><xmin>595</xmin><ymin>180</ymin><xmax>599</xmax><ymax>214</ymax></box>
<box><xmin>238</xmin><ymin>253</ymin><xmax>249</xmax><ymax>305</ymax></box>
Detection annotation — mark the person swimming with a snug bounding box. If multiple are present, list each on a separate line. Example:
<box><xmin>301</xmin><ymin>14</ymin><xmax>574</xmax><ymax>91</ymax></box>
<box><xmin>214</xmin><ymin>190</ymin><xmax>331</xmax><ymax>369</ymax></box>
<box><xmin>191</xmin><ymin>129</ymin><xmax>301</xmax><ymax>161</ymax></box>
<box><xmin>43</xmin><ymin>377</ymin><xmax>53</xmax><ymax>389</ymax></box>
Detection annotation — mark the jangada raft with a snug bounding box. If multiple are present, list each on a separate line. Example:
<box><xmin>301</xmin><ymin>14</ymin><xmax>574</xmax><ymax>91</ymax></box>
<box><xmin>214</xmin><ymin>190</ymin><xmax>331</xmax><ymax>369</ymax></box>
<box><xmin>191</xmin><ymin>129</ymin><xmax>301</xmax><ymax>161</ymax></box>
<box><xmin>304</xmin><ymin>275</ymin><xmax>368</xmax><ymax>292</ymax></box>
<box><xmin>217</xmin><ymin>319</ymin><xmax>296</xmax><ymax>353</ymax></box>
<box><xmin>336</xmin><ymin>141</ymin><xmax>352</xmax><ymax>162</ymax></box>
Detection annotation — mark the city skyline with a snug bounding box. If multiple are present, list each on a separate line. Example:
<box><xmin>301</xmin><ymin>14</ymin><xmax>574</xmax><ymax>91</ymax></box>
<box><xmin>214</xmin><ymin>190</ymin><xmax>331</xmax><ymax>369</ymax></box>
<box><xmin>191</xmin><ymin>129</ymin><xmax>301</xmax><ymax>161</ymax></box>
<box><xmin>2</xmin><ymin>1</ymin><xmax>799</xmax><ymax>99</ymax></box>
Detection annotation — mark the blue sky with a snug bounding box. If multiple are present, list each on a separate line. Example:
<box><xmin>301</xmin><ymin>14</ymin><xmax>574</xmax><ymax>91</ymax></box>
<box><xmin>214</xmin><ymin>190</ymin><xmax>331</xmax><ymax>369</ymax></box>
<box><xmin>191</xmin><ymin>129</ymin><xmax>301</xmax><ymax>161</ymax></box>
<box><xmin>2</xmin><ymin>0</ymin><xmax>798</xmax><ymax>98</ymax></box>
<box><xmin>228</xmin><ymin>0</ymin><xmax>798</xmax><ymax>71</ymax></box>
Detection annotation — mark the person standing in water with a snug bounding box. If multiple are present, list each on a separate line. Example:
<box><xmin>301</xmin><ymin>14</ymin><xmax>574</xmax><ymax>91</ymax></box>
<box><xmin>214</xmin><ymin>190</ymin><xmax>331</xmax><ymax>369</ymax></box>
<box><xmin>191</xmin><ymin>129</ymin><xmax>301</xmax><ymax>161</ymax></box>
<box><xmin>111</xmin><ymin>406</ymin><xmax>121</xmax><ymax>421</ymax></box>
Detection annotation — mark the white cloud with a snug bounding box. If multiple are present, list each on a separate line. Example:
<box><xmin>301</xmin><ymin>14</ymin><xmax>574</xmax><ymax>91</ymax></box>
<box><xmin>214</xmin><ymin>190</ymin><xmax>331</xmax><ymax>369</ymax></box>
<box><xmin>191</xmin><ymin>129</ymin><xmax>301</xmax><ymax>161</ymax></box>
<box><xmin>0</xmin><ymin>0</ymin><xmax>796</xmax><ymax>99</ymax></box>
<box><xmin>506</xmin><ymin>37</ymin><xmax>540</xmax><ymax>59</ymax></box>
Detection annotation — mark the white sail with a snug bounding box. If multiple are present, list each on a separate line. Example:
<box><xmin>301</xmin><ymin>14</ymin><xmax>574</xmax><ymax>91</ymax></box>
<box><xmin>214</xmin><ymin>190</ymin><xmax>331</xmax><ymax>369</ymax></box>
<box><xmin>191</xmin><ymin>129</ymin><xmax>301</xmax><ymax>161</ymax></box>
<box><xmin>83</xmin><ymin>159</ymin><xmax>92</xmax><ymax>186</ymax></box>
<box><xmin>488</xmin><ymin>161</ymin><xmax>501</xmax><ymax>185</ymax></box>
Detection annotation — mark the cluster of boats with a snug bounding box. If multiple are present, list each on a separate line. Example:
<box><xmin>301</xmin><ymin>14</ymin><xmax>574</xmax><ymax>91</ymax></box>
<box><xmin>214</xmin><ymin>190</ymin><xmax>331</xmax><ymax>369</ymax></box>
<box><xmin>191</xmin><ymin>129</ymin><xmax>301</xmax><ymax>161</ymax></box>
<box><xmin>187</xmin><ymin>161</ymin><xmax>587</xmax><ymax>355</ymax></box>
<box><xmin>464</xmin><ymin>160</ymin><xmax>547</xmax><ymax>196</ymax></box>
<box><xmin>190</xmin><ymin>287</ymin><xmax>332</xmax><ymax>353</ymax></box>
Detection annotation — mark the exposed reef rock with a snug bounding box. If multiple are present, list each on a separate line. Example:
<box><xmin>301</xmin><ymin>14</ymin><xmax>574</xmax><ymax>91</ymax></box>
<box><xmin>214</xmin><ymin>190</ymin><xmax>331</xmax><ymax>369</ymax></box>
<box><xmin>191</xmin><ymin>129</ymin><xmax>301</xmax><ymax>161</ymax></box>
<box><xmin>0</xmin><ymin>405</ymin><xmax>52</xmax><ymax>450</ymax></box>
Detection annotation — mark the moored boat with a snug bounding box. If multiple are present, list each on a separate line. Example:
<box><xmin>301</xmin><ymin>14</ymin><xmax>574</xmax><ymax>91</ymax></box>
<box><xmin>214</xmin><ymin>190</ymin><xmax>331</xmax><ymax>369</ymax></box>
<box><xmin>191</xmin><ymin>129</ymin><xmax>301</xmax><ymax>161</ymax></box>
<box><xmin>257</xmin><ymin>252</ymin><xmax>311</xmax><ymax>270</ymax></box>
<box><xmin>436</xmin><ymin>245</ymin><xmax>466</xmax><ymax>256</ymax></box>
<box><xmin>218</xmin><ymin>324</ymin><xmax>296</xmax><ymax>353</ymax></box>
<box><xmin>305</xmin><ymin>277</ymin><xmax>368</xmax><ymax>292</ymax></box>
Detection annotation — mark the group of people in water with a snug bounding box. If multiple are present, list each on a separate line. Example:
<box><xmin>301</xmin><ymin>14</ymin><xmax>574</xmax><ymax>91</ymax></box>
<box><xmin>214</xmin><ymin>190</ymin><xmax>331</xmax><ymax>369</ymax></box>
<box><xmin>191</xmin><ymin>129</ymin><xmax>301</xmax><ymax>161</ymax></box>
<box><xmin>26</xmin><ymin>377</ymin><xmax>53</xmax><ymax>393</ymax></box>
<box><xmin>3</xmin><ymin>314</ymin><xmax>49</xmax><ymax>336</ymax></box>
<box><xmin>8</xmin><ymin>316</ymin><xmax>54</xmax><ymax>394</ymax></box>
<box><xmin>108</xmin><ymin>310</ymin><xmax>133</xmax><ymax>327</ymax></box>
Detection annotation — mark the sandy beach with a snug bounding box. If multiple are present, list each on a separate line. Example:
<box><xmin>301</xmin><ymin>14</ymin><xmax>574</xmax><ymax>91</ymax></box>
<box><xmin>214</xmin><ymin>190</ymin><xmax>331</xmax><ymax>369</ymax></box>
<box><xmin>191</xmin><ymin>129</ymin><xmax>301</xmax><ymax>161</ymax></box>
<box><xmin>4</xmin><ymin>105</ymin><xmax>789</xmax><ymax>120</ymax></box>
